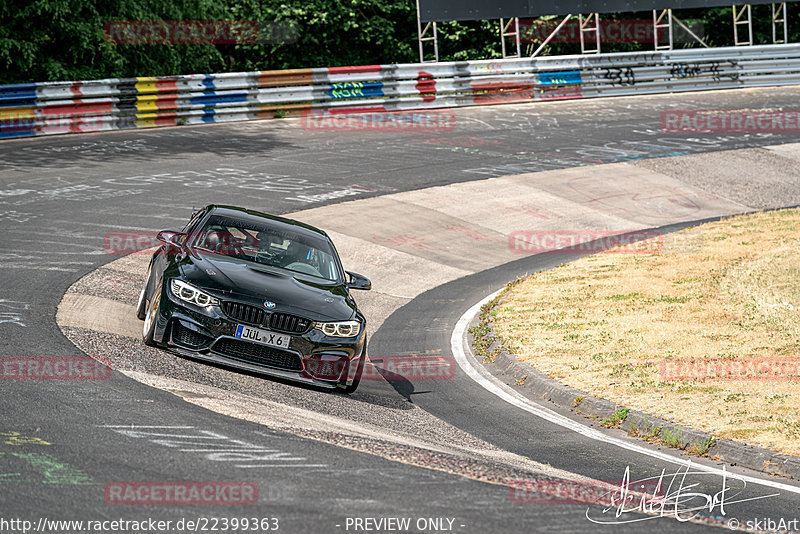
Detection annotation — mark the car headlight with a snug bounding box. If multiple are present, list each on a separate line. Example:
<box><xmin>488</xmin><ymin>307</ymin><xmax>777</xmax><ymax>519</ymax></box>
<box><xmin>313</xmin><ymin>320</ymin><xmax>361</xmax><ymax>338</ymax></box>
<box><xmin>170</xmin><ymin>279</ymin><xmax>218</xmax><ymax>307</ymax></box>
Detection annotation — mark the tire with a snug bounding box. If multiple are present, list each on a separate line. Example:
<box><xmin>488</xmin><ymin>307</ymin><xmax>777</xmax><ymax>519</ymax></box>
<box><xmin>135</xmin><ymin>267</ymin><xmax>151</xmax><ymax>320</ymax></box>
<box><xmin>142</xmin><ymin>286</ymin><xmax>161</xmax><ymax>347</ymax></box>
<box><xmin>341</xmin><ymin>350</ymin><xmax>365</xmax><ymax>394</ymax></box>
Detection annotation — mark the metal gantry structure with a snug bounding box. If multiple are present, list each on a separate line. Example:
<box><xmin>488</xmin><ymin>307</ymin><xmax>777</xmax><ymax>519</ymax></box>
<box><xmin>579</xmin><ymin>14</ymin><xmax>602</xmax><ymax>54</ymax></box>
<box><xmin>500</xmin><ymin>17</ymin><xmax>522</xmax><ymax>58</ymax></box>
<box><xmin>773</xmin><ymin>2</ymin><xmax>789</xmax><ymax>42</ymax></box>
<box><xmin>415</xmin><ymin>0</ymin><xmax>439</xmax><ymax>62</ymax></box>
<box><xmin>417</xmin><ymin>3</ymin><xmax>791</xmax><ymax>61</ymax></box>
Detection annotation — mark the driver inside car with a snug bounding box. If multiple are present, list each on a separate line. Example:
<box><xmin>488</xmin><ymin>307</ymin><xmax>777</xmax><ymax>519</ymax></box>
<box><xmin>281</xmin><ymin>241</ymin><xmax>312</xmax><ymax>268</ymax></box>
<box><xmin>254</xmin><ymin>231</ymin><xmax>282</xmax><ymax>263</ymax></box>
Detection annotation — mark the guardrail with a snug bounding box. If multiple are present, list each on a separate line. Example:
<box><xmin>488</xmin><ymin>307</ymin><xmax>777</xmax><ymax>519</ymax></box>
<box><xmin>2</xmin><ymin>43</ymin><xmax>800</xmax><ymax>139</ymax></box>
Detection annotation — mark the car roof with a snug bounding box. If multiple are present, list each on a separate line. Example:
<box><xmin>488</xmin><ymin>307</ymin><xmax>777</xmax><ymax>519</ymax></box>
<box><xmin>204</xmin><ymin>205</ymin><xmax>330</xmax><ymax>239</ymax></box>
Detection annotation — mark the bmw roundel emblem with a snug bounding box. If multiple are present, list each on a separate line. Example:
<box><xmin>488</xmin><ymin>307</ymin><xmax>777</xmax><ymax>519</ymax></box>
<box><xmin>264</xmin><ymin>300</ymin><xmax>276</xmax><ymax>309</ymax></box>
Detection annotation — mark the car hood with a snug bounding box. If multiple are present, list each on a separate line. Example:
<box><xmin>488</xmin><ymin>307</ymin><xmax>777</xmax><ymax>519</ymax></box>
<box><xmin>178</xmin><ymin>252</ymin><xmax>357</xmax><ymax>322</ymax></box>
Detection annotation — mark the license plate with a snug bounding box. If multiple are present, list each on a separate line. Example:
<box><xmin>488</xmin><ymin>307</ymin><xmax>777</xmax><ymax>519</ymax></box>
<box><xmin>234</xmin><ymin>325</ymin><xmax>291</xmax><ymax>348</ymax></box>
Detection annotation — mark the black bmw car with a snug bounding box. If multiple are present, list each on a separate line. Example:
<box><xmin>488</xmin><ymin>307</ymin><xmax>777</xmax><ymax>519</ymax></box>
<box><xmin>136</xmin><ymin>205</ymin><xmax>371</xmax><ymax>393</ymax></box>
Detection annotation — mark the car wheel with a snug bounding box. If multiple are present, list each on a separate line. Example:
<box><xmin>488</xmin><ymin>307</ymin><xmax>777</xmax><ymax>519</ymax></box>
<box><xmin>135</xmin><ymin>266</ymin><xmax>151</xmax><ymax>320</ymax></box>
<box><xmin>341</xmin><ymin>351</ymin><xmax>365</xmax><ymax>394</ymax></box>
<box><xmin>142</xmin><ymin>286</ymin><xmax>161</xmax><ymax>347</ymax></box>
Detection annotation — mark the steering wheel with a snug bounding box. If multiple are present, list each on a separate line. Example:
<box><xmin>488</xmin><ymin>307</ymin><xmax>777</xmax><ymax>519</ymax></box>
<box><xmin>229</xmin><ymin>240</ymin><xmax>245</xmax><ymax>256</ymax></box>
<box><xmin>285</xmin><ymin>262</ymin><xmax>323</xmax><ymax>277</ymax></box>
<box><xmin>254</xmin><ymin>250</ymin><xmax>280</xmax><ymax>266</ymax></box>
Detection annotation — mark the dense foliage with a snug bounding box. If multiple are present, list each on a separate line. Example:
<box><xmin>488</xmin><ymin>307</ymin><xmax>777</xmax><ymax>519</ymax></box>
<box><xmin>1</xmin><ymin>0</ymin><xmax>797</xmax><ymax>83</ymax></box>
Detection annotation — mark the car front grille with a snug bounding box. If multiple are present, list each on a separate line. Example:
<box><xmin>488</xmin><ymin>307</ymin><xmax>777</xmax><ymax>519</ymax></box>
<box><xmin>221</xmin><ymin>301</ymin><xmax>311</xmax><ymax>334</ymax></box>
<box><xmin>211</xmin><ymin>338</ymin><xmax>302</xmax><ymax>371</ymax></box>
<box><xmin>222</xmin><ymin>301</ymin><xmax>266</xmax><ymax>326</ymax></box>
<box><xmin>171</xmin><ymin>321</ymin><xmax>212</xmax><ymax>349</ymax></box>
<box><xmin>269</xmin><ymin>312</ymin><xmax>311</xmax><ymax>334</ymax></box>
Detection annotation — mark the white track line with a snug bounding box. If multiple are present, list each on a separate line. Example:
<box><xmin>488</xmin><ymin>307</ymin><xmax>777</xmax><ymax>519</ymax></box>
<box><xmin>452</xmin><ymin>289</ymin><xmax>800</xmax><ymax>495</ymax></box>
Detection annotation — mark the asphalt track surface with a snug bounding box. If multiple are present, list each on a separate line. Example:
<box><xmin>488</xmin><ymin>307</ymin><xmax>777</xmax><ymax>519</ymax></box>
<box><xmin>3</xmin><ymin>86</ymin><xmax>800</xmax><ymax>533</ymax></box>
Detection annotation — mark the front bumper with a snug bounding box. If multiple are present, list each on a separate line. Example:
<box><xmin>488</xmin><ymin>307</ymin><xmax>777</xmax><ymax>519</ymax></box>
<box><xmin>151</xmin><ymin>285</ymin><xmax>366</xmax><ymax>390</ymax></box>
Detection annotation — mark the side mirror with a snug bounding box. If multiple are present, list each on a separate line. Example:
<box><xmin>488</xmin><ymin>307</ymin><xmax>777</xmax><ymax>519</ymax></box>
<box><xmin>156</xmin><ymin>230</ymin><xmax>187</xmax><ymax>252</ymax></box>
<box><xmin>345</xmin><ymin>271</ymin><xmax>371</xmax><ymax>291</ymax></box>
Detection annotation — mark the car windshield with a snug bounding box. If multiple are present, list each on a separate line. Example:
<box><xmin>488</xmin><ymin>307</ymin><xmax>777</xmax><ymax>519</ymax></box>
<box><xmin>191</xmin><ymin>214</ymin><xmax>342</xmax><ymax>282</ymax></box>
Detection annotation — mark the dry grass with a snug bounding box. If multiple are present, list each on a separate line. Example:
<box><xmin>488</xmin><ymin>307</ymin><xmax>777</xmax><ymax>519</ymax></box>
<box><xmin>492</xmin><ymin>208</ymin><xmax>800</xmax><ymax>456</ymax></box>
